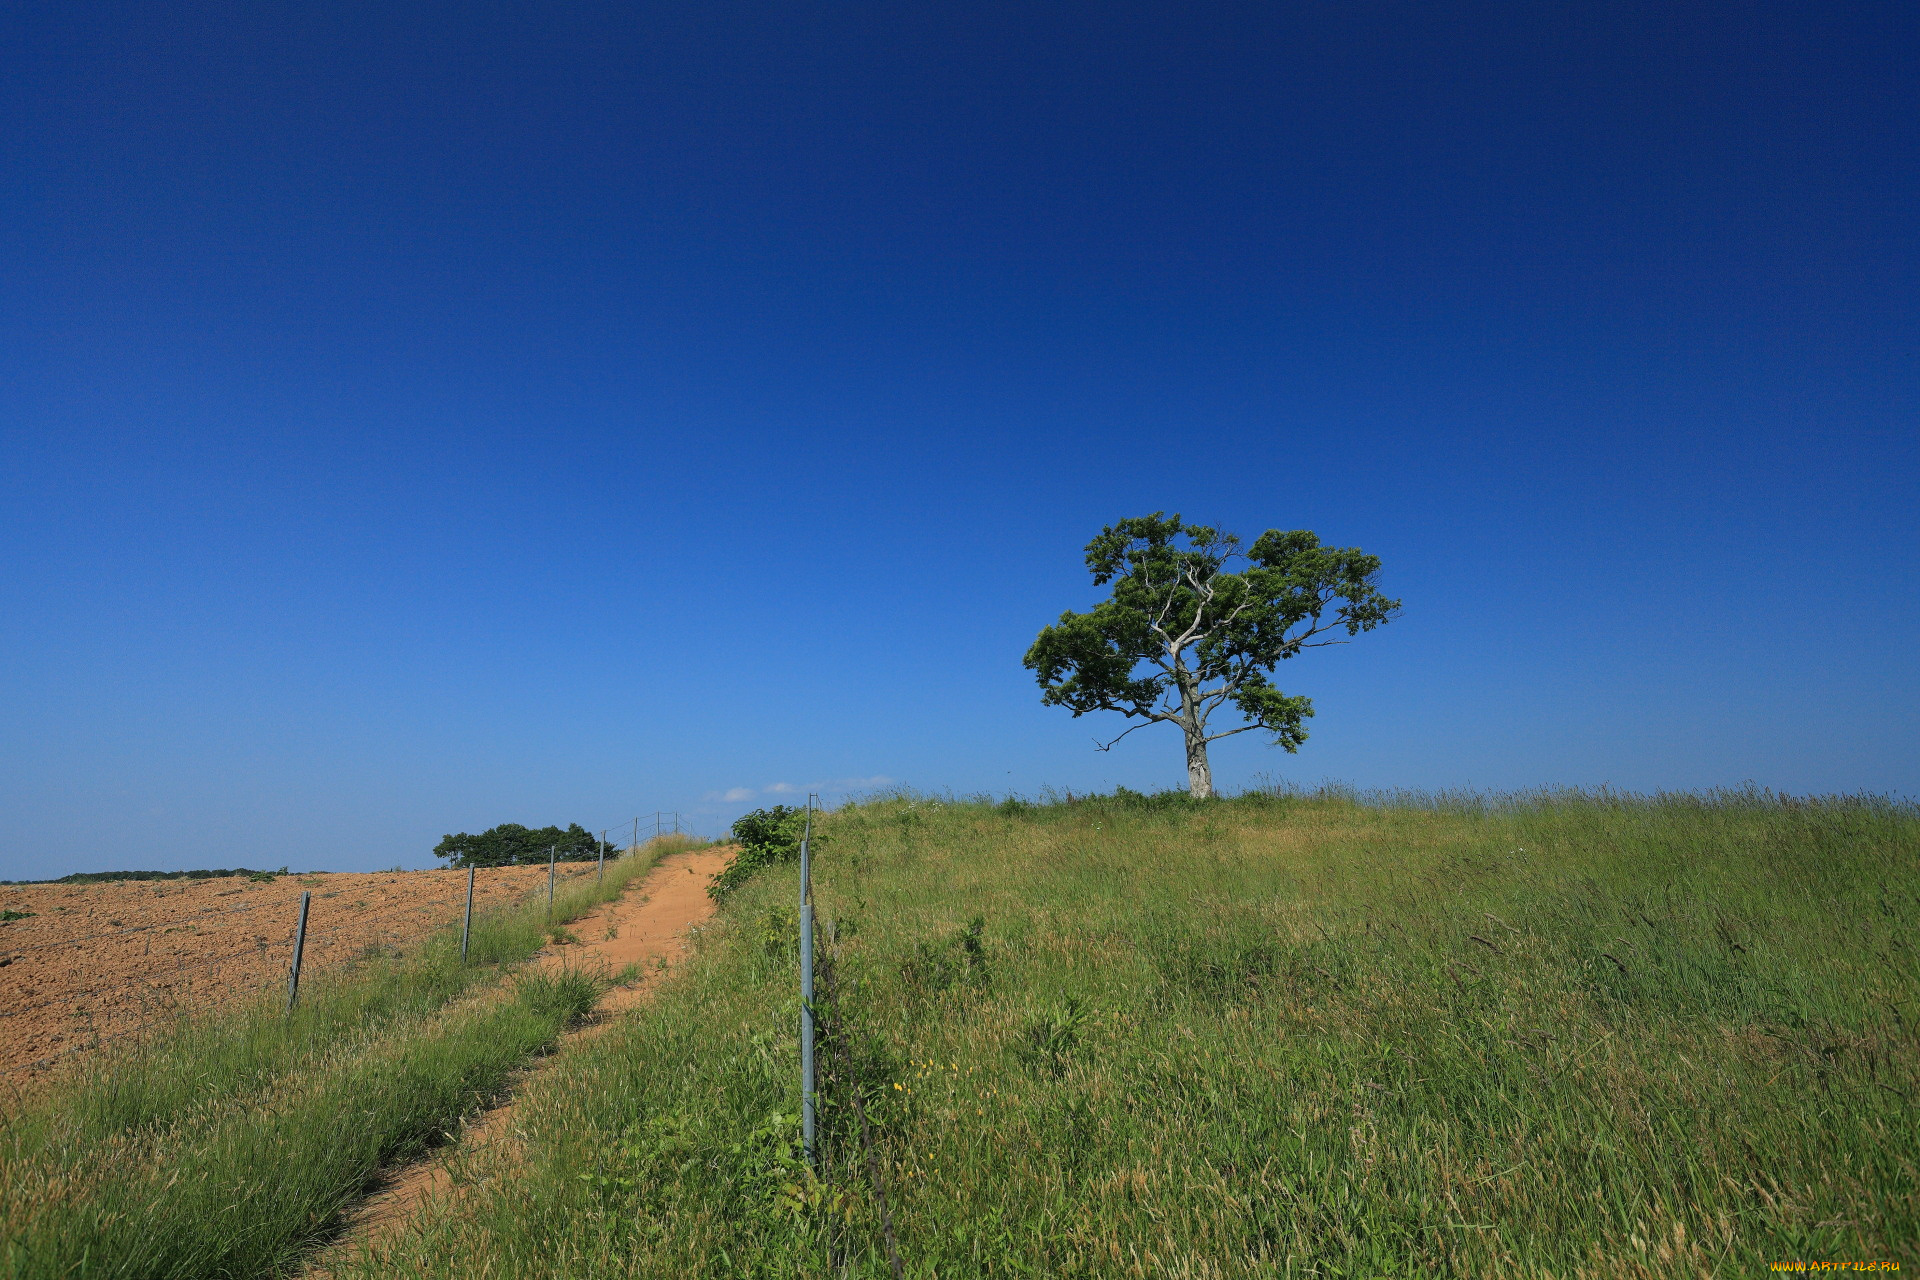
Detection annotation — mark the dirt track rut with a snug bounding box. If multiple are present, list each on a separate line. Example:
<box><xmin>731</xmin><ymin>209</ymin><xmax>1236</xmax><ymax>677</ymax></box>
<box><xmin>305</xmin><ymin>844</ymin><xmax>732</xmax><ymax>1274</ymax></box>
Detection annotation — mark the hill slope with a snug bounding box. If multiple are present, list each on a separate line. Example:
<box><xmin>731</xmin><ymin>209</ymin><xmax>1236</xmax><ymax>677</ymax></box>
<box><xmin>334</xmin><ymin>789</ymin><xmax>1918</xmax><ymax>1277</ymax></box>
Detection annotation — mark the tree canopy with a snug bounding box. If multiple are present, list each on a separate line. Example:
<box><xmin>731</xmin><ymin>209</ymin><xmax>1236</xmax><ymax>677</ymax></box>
<box><xmin>432</xmin><ymin>822</ymin><xmax>608</xmax><ymax>868</ymax></box>
<box><xmin>1023</xmin><ymin>513</ymin><xmax>1399</xmax><ymax>798</ymax></box>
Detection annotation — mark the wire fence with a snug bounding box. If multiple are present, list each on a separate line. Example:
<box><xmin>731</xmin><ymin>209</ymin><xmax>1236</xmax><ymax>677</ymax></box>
<box><xmin>589</xmin><ymin>813</ymin><xmax>695</xmax><ymax>854</ymax></box>
<box><xmin>791</xmin><ymin>793</ymin><xmax>906</xmax><ymax>1279</ymax></box>
<box><xmin>0</xmin><ymin>859</ymin><xmax>610</xmax><ymax>1081</ymax></box>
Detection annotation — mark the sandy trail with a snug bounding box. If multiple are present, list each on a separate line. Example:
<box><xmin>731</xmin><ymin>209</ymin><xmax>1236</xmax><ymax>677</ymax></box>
<box><xmin>305</xmin><ymin>844</ymin><xmax>733</xmax><ymax>1274</ymax></box>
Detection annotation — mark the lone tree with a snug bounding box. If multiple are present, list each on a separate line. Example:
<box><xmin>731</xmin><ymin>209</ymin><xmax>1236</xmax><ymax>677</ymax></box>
<box><xmin>1023</xmin><ymin>513</ymin><xmax>1399</xmax><ymax>799</ymax></box>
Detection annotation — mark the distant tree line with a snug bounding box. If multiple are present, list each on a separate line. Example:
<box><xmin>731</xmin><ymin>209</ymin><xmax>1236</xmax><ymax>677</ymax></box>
<box><xmin>0</xmin><ymin>867</ymin><xmax>288</xmax><ymax>886</ymax></box>
<box><xmin>433</xmin><ymin>822</ymin><xmax>610</xmax><ymax>868</ymax></box>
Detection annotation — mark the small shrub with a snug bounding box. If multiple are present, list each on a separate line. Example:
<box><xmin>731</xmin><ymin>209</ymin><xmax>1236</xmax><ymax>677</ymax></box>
<box><xmin>757</xmin><ymin>908</ymin><xmax>799</xmax><ymax>959</ymax></box>
<box><xmin>577</xmin><ymin>1113</ymin><xmax>699</xmax><ymax>1199</ymax></box>
<box><xmin>708</xmin><ymin>806</ymin><xmax>817</xmax><ymax>901</ymax></box>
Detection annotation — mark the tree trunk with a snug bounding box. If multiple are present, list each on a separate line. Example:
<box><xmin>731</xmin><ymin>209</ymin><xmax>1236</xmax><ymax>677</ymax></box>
<box><xmin>1171</xmin><ymin>663</ymin><xmax>1215</xmax><ymax>800</ymax></box>
<box><xmin>1184</xmin><ymin>725</ymin><xmax>1214</xmax><ymax>799</ymax></box>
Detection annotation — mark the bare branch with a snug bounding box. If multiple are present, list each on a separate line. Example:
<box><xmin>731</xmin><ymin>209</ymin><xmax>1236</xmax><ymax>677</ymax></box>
<box><xmin>1144</xmin><ymin>564</ymin><xmax>1182</xmax><ymax>649</ymax></box>
<box><xmin>1264</xmin><ymin>611</ymin><xmax>1352</xmax><ymax>659</ymax></box>
<box><xmin>1204</xmin><ymin>723</ymin><xmax>1267</xmax><ymax>744</ymax></box>
<box><xmin>1197</xmin><ymin>673</ymin><xmax>1242</xmax><ymax>714</ymax></box>
<box><xmin>1214</xmin><ymin>592</ymin><xmax>1253</xmax><ymax>631</ymax></box>
<box><xmin>1168</xmin><ymin>558</ymin><xmax>1216</xmax><ymax>653</ymax></box>
<box><xmin>1093</xmin><ymin>718</ymin><xmax>1169</xmax><ymax>752</ymax></box>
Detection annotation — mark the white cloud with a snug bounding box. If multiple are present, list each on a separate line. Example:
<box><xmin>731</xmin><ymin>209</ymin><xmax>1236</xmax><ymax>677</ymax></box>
<box><xmin>702</xmin><ymin>777</ymin><xmax>893</xmax><ymax>805</ymax></box>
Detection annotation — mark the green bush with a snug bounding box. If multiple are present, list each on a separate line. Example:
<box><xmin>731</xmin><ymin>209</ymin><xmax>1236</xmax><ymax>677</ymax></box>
<box><xmin>707</xmin><ymin>805</ymin><xmax>815</xmax><ymax>901</ymax></box>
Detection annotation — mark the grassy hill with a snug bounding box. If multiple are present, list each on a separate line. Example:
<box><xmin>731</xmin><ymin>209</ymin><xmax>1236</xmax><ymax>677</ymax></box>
<box><xmin>333</xmin><ymin>788</ymin><xmax>1918</xmax><ymax>1277</ymax></box>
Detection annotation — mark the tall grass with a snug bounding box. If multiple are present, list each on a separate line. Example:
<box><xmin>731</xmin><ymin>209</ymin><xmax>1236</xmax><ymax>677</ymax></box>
<box><xmin>335</xmin><ymin>790</ymin><xmax>1917</xmax><ymax>1277</ymax></box>
<box><xmin>0</xmin><ymin>838</ymin><xmax>693</xmax><ymax>1280</ymax></box>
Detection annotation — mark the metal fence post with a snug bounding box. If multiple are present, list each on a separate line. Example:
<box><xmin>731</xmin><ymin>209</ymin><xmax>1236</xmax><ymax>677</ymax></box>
<box><xmin>799</xmin><ymin>794</ymin><xmax>817</xmax><ymax>1165</ymax></box>
<box><xmin>461</xmin><ymin>865</ymin><xmax>475</xmax><ymax>963</ymax></box>
<box><xmin>286</xmin><ymin>891</ymin><xmax>311</xmax><ymax>1013</ymax></box>
<box><xmin>546</xmin><ymin>845</ymin><xmax>557</xmax><ymax>921</ymax></box>
<box><xmin>598</xmin><ymin>831</ymin><xmax>606</xmax><ymax>883</ymax></box>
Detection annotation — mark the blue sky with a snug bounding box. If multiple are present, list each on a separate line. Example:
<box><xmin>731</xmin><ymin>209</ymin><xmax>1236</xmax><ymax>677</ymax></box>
<box><xmin>2</xmin><ymin>1</ymin><xmax>1914</xmax><ymax>876</ymax></box>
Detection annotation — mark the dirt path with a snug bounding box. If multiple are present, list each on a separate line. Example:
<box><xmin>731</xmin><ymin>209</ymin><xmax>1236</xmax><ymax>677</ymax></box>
<box><xmin>304</xmin><ymin>844</ymin><xmax>733</xmax><ymax>1275</ymax></box>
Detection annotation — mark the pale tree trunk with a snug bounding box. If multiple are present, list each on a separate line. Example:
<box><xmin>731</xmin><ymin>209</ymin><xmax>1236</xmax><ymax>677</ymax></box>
<box><xmin>1184</xmin><ymin>727</ymin><xmax>1214</xmax><ymax>800</ymax></box>
<box><xmin>1173</xmin><ymin>668</ymin><xmax>1214</xmax><ymax>799</ymax></box>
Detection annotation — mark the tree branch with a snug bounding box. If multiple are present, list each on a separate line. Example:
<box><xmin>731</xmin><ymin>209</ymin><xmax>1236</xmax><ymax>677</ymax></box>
<box><xmin>1196</xmin><ymin>653</ymin><xmax>1257</xmax><ymax>712</ymax></box>
<box><xmin>1168</xmin><ymin>560</ymin><xmax>1215</xmax><ymax>653</ymax></box>
<box><xmin>1093</xmin><ymin>717</ymin><xmax>1170</xmax><ymax>752</ymax></box>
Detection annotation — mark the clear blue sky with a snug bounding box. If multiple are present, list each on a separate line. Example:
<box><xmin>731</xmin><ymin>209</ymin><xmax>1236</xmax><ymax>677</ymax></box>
<box><xmin>3</xmin><ymin>1</ymin><xmax>1914</xmax><ymax>877</ymax></box>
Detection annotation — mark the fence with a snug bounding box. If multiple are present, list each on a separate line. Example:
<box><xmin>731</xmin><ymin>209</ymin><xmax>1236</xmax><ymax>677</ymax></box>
<box><xmin>0</xmin><ymin>859</ymin><xmax>609</xmax><ymax>1082</ymax></box>
<box><xmin>596</xmin><ymin>813</ymin><xmax>693</xmax><ymax>855</ymax></box>
<box><xmin>789</xmin><ymin>794</ymin><xmax>907</xmax><ymax>1279</ymax></box>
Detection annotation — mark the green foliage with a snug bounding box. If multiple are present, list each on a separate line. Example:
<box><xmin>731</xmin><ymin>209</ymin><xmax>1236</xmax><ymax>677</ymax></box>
<box><xmin>433</xmin><ymin>821</ymin><xmax>607</xmax><ymax>867</ymax></box>
<box><xmin>707</xmin><ymin>805</ymin><xmax>814</xmax><ymax>901</ymax></box>
<box><xmin>339</xmin><ymin>787</ymin><xmax>1918</xmax><ymax>1277</ymax></box>
<box><xmin>1025</xmin><ymin>513</ymin><xmax>1398</xmax><ymax>792</ymax></box>
<box><xmin>573</xmin><ymin>1113</ymin><xmax>699</xmax><ymax>1197</ymax></box>
<box><xmin>0</xmin><ymin>909</ymin><xmax>35</xmax><ymax>922</ymax></box>
<box><xmin>756</xmin><ymin>906</ymin><xmax>800</xmax><ymax>958</ymax></box>
<box><xmin>731</xmin><ymin>805</ymin><xmax>811</xmax><ymax>854</ymax></box>
<box><xmin>727</xmin><ymin>1109</ymin><xmax>816</xmax><ymax>1212</ymax></box>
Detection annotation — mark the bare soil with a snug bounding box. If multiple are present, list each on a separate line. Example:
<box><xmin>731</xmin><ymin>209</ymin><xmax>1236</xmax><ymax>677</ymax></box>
<box><xmin>0</xmin><ymin>862</ymin><xmax>599</xmax><ymax>1080</ymax></box>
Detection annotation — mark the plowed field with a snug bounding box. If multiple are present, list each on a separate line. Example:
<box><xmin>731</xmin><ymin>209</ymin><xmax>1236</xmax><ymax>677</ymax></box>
<box><xmin>0</xmin><ymin>863</ymin><xmax>602</xmax><ymax>1081</ymax></box>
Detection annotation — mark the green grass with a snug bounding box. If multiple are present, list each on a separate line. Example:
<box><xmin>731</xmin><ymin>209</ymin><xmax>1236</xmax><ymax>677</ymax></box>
<box><xmin>0</xmin><ymin>835</ymin><xmax>701</xmax><ymax>1280</ymax></box>
<box><xmin>331</xmin><ymin>788</ymin><xmax>1918</xmax><ymax>1278</ymax></box>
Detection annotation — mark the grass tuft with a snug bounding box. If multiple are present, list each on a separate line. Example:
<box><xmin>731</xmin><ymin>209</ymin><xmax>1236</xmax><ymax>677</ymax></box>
<box><xmin>514</xmin><ymin>967</ymin><xmax>607</xmax><ymax>1024</ymax></box>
